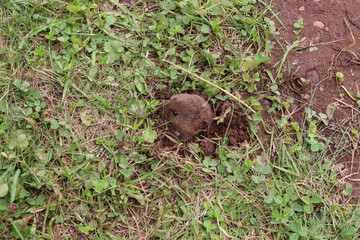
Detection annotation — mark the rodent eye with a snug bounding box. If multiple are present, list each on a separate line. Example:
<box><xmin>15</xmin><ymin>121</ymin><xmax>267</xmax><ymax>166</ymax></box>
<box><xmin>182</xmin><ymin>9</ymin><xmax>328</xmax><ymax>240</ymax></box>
<box><xmin>173</xmin><ymin>111</ymin><xmax>179</xmax><ymax>116</ymax></box>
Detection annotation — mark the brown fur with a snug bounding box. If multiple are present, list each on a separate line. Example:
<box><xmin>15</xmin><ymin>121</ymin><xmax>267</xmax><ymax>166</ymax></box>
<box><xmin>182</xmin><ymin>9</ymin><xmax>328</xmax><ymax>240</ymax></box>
<box><xmin>160</xmin><ymin>94</ymin><xmax>213</xmax><ymax>139</ymax></box>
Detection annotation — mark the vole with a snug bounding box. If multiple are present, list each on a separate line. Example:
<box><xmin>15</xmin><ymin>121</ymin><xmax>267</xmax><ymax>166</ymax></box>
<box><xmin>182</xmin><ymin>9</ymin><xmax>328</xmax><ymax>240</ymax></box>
<box><xmin>160</xmin><ymin>94</ymin><xmax>214</xmax><ymax>139</ymax></box>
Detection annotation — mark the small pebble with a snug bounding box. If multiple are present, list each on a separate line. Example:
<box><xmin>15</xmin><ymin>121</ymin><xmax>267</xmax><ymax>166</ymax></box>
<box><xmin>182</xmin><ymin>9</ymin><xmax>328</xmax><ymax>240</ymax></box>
<box><xmin>313</xmin><ymin>21</ymin><xmax>325</xmax><ymax>29</ymax></box>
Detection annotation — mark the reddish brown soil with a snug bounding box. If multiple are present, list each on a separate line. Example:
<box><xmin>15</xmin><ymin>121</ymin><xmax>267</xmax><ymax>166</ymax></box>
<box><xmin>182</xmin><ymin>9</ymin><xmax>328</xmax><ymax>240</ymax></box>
<box><xmin>271</xmin><ymin>0</ymin><xmax>360</xmax><ymax>201</ymax></box>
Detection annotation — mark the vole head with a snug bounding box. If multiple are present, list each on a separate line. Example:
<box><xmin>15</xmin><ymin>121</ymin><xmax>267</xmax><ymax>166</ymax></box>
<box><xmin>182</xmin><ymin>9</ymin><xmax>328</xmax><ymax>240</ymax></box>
<box><xmin>160</xmin><ymin>94</ymin><xmax>214</xmax><ymax>139</ymax></box>
<box><xmin>161</xmin><ymin>95</ymin><xmax>190</xmax><ymax>121</ymax></box>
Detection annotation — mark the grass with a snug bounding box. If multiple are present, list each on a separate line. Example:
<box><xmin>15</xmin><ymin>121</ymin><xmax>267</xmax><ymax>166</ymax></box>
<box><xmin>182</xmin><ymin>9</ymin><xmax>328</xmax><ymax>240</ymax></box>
<box><xmin>0</xmin><ymin>0</ymin><xmax>359</xmax><ymax>239</ymax></box>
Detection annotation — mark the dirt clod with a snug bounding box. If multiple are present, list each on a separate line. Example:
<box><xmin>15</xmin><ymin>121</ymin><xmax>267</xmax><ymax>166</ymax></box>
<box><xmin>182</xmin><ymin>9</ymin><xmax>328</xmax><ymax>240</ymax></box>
<box><xmin>200</xmin><ymin>139</ymin><xmax>216</xmax><ymax>156</ymax></box>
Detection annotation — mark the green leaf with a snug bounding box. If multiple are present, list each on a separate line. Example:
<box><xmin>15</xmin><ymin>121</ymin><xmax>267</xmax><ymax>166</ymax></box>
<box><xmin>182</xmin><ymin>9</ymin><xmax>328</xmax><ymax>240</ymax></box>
<box><xmin>13</xmin><ymin>79</ymin><xmax>30</xmax><ymax>92</ymax></box>
<box><xmin>252</xmin><ymin>112</ymin><xmax>262</xmax><ymax>122</ymax></box>
<box><xmin>57</xmin><ymin>35</ymin><xmax>69</xmax><ymax>43</ymax></box>
<box><xmin>78</xmin><ymin>224</ymin><xmax>94</xmax><ymax>235</ymax></box>
<box><xmin>292</xmin><ymin>202</ymin><xmax>303</xmax><ymax>212</ymax></box>
<box><xmin>50</xmin><ymin>119</ymin><xmax>60</xmax><ymax>129</ymax></box>
<box><xmin>200</xmin><ymin>49</ymin><xmax>219</xmax><ymax>66</ymax></box>
<box><xmin>168</xmin><ymin>25</ymin><xmax>183</xmax><ymax>35</ymax></box>
<box><xmin>134</xmin><ymin>75</ymin><xmax>148</xmax><ymax>94</ymax></box>
<box><xmin>336</xmin><ymin>72</ymin><xmax>344</xmax><ymax>84</ymax></box>
<box><xmin>201</xmin><ymin>24</ymin><xmax>211</xmax><ymax>34</ymax></box>
<box><xmin>311</xmin><ymin>194</ymin><xmax>322</xmax><ymax>203</ymax></box>
<box><xmin>27</xmin><ymin>198</ymin><xmax>36</xmax><ymax>205</ymax></box>
<box><xmin>0</xmin><ymin>123</ymin><xmax>9</xmax><ymax>135</ymax></box>
<box><xmin>208</xmin><ymin>159</ymin><xmax>218</xmax><ymax>167</ymax></box>
<box><xmin>342</xmin><ymin>183</ymin><xmax>353</xmax><ymax>196</ymax></box>
<box><xmin>103</xmin><ymin>41</ymin><xmax>124</xmax><ymax>63</ymax></box>
<box><xmin>143</xmin><ymin>127</ymin><xmax>157</xmax><ymax>143</ymax></box>
<box><xmin>0</xmin><ymin>199</ymin><xmax>9</xmax><ymax>210</ymax></box>
<box><xmin>290</xmin><ymin>222</ymin><xmax>300</xmax><ymax>232</ymax></box>
<box><xmin>35</xmin><ymin>149</ymin><xmax>51</xmax><ymax>162</ymax></box>
<box><xmin>321</xmin><ymin>160</ymin><xmax>332</xmax><ymax>170</ymax></box>
<box><xmin>67</xmin><ymin>5</ymin><xmax>82</xmax><ymax>13</ymax></box>
<box><xmin>210</xmin><ymin>18</ymin><xmax>220</xmax><ymax>34</ymax></box>
<box><xmin>289</xmin><ymin>233</ymin><xmax>299</xmax><ymax>240</ymax></box>
<box><xmin>92</xmin><ymin>179</ymin><xmax>109</xmax><ymax>193</ymax></box>
<box><xmin>307</xmin><ymin>123</ymin><xmax>317</xmax><ymax>138</ymax></box>
<box><xmin>272</xmin><ymin>208</ymin><xmax>281</xmax><ymax>220</ymax></box>
<box><xmin>0</xmin><ymin>183</ymin><xmax>9</xmax><ymax>198</ymax></box>
<box><xmin>10</xmin><ymin>169</ymin><xmax>20</xmax><ymax>203</ymax></box>
<box><xmin>105</xmin><ymin>15</ymin><xmax>116</xmax><ymax>25</ymax></box>
<box><xmin>303</xmin><ymin>204</ymin><xmax>313</xmax><ymax>214</ymax></box>
<box><xmin>36</xmin><ymin>195</ymin><xmax>46</xmax><ymax>205</ymax></box>
<box><xmin>340</xmin><ymin>226</ymin><xmax>356</xmax><ymax>237</ymax></box>
<box><xmin>89</xmin><ymin>68</ymin><xmax>97</xmax><ymax>77</ymax></box>
<box><xmin>264</xmin><ymin>195</ymin><xmax>273</xmax><ymax>204</ymax></box>
<box><xmin>274</xmin><ymin>196</ymin><xmax>283</xmax><ymax>204</ymax></box>
<box><xmin>213</xmin><ymin>206</ymin><xmax>221</xmax><ymax>217</ymax></box>
<box><xmin>254</xmin><ymin>53</ymin><xmax>271</xmax><ymax>64</ymax></box>
<box><xmin>298</xmin><ymin>226</ymin><xmax>308</xmax><ymax>237</ymax></box>
<box><xmin>13</xmin><ymin>78</ymin><xmax>21</xmax><ymax>88</ymax></box>
<box><xmin>17</xmin><ymin>134</ymin><xmax>29</xmax><ymax>149</ymax></box>
<box><xmin>45</xmin><ymin>31</ymin><xmax>56</xmax><ymax>41</ymax></box>
<box><xmin>269</xmin><ymin>189</ymin><xmax>277</xmax><ymax>197</ymax></box>
<box><xmin>12</xmin><ymin>219</ymin><xmax>23</xmax><ymax>228</ymax></box>
<box><xmin>98</xmin><ymin>161</ymin><xmax>106</xmax><ymax>173</ymax></box>
<box><xmin>301</xmin><ymin>196</ymin><xmax>310</xmax><ymax>204</ymax></box>
<box><xmin>80</xmin><ymin>113</ymin><xmax>93</xmax><ymax>126</ymax></box>
<box><xmin>182</xmin><ymin>15</ymin><xmax>191</xmax><ymax>25</ymax></box>
<box><xmin>332</xmin><ymin>204</ymin><xmax>340</xmax><ymax>210</ymax></box>
<box><xmin>202</xmin><ymin>168</ymin><xmax>211</xmax><ymax>173</ymax></box>
<box><xmin>120</xmin><ymin>168</ymin><xmax>133</xmax><ymax>180</ymax></box>
<box><xmin>233</xmin><ymin>169</ymin><xmax>243</xmax><ymax>183</ymax></box>
<box><xmin>241</xmin><ymin>59</ymin><xmax>256</xmax><ymax>71</ymax></box>
<box><xmin>251</xmin><ymin>174</ymin><xmax>265</xmax><ymax>184</ymax></box>
<box><xmin>203</xmin><ymin>220</ymin><xmax>216</xmax><ymax>232</ymax></box>
<box><xmin>262</xmin><ymin>165</ymin><xmax>272</xmax><ymax>174</ymax></box>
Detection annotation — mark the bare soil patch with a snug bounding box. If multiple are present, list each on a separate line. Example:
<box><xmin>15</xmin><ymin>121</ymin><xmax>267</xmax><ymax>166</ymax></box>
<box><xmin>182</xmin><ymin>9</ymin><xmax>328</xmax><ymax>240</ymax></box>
<box><xmin>271</xmin><ymin>0</ymin><xmax>360</xmax><ymax>200</ymax></box>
